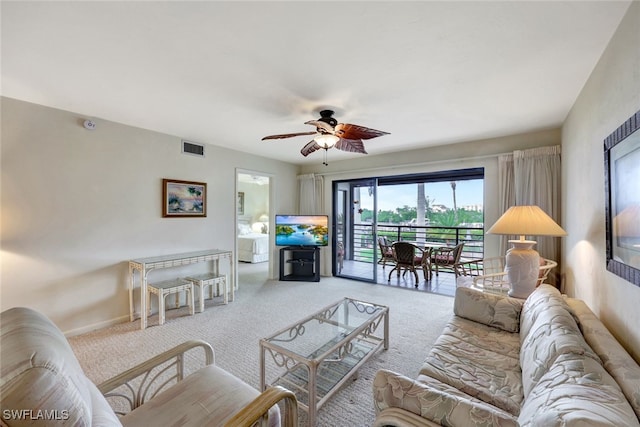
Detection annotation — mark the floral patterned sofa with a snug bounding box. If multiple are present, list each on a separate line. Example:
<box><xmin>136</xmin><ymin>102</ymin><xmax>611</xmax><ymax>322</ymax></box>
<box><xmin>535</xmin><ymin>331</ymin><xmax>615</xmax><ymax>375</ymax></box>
<box><xmin>372</xmin><ymin>284</ymin><xmax>640</xmax><ymax>426</ymax></box>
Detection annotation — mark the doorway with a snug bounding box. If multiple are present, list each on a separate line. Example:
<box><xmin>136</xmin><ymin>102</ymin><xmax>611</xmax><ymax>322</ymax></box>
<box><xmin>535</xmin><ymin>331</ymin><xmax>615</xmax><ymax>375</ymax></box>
<box><xmin>333</xmin><ymin>178</ymin><xmax>378</xmax><ymax>282</ymax></box>
<box><xmin>236</xmin><ymin>171</ymin><xmax>272</xmax><ymax>282</ymax></box>
<box><xmin>333</xmin><ymin>168</ymin><xmax>485</xmax><ymax>284</ymax></box>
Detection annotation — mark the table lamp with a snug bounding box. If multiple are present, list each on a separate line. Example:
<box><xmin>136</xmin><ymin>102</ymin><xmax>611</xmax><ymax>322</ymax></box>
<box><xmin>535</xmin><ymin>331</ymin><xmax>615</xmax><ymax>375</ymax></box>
<box><xmin>487</xmin><ymin>205</ymin><xmax>566</xmax><ymax>298</ymax></box>
<box><xmin>259</xmin><ymin>214</ymin><xmax>269</xmax><ymax>234</ymax></box>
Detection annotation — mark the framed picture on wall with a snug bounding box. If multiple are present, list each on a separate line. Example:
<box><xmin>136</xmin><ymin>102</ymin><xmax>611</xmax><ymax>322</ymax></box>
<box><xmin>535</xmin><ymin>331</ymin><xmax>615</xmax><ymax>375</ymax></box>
<box><xmin>604</xmin><ymin>109</ymin><xmax>640</xmax><ymax>286</ymax></box>
<box><xmin>238</xmin><ymin>192</ymin><xmax>245</xmax><ymax>215</ymax></box>
<box><xmin>162</xmin><ymin>179</ymin><xmax>207</xmax><ymax>217</ymax></box>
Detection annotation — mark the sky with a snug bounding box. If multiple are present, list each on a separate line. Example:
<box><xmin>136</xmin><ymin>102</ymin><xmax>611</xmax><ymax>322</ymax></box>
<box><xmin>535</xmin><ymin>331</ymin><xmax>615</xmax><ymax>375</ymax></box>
<box><xmin>358</xmin><ymin>180</ymin><xmax>484</xmax><ymax>212</ymax></box>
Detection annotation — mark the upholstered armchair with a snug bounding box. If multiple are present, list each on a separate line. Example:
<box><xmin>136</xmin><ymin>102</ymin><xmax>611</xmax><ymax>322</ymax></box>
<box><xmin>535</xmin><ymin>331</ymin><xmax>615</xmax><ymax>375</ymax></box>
<box><xmin>1</xmin><ymin>307</ymin><xmax>298</xmax><ymax>427</ymax></box>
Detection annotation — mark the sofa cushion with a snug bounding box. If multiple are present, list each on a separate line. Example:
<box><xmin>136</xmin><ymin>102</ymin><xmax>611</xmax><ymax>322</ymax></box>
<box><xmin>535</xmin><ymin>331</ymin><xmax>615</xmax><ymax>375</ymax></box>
<box><xmin>454</xmin><ymin>286</ymin><xmax>523</xmax><ymax>333</ymax></box>
<box><xmin>520</xmin><ymin>284</ymin><xmax>572</xmax><ymax>339</ymax></box>
<box><xmin>518</xmin><ymin>352</ymin><xmax>640</xmax><ymax>427</ymax></box>
<box><xmin>0</xmin><ymin>307</ymin><xmax>122</xmax><ymax>426</ymax></box>
<box><xmin>567</xmin><ymin>298</ymin><xmax>640</xmax><ymax>420</ymax></box>
<box><xmin>420</xmin><ymin>316</ymin><xmax>523</xmax><ymax>415</ymax></box>
<box><xmin>519</xmin><ymin>285</ymin><xmax>600</xmax><ymax>397</ymax></box>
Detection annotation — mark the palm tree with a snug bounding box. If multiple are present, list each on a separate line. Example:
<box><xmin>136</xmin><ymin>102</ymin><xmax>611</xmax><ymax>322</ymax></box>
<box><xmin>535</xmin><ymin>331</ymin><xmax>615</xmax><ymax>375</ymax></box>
<box><xmin>450</xmin><ymin>181</ymin><xmax>458</xmax><ymax>224</ymax></box>
<box><xmin>417</xmin><ymin>183</ymin><xmax>426</xmax><ymax>244</ymax></box>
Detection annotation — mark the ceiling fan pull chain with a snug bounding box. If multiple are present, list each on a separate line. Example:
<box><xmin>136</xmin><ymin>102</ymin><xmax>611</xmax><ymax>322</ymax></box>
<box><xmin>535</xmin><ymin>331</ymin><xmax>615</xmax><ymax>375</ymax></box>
<box><xmin>323</xmin><ymin>149</ymin><xmax>329</xmax><ymax>166</ymax></box>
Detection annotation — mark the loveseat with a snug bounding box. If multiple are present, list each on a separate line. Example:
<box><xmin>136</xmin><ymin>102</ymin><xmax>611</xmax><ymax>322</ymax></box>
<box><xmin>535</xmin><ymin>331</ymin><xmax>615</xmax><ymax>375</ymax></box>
<box><xmin>372</xmin><ymin>284</ymin><xmax>640</xmax><ymax>426</ymax></box>
<box><xmin>0</xmin><ymin>307</ymin><xmax>297</xmax><ymax>426</ymax></box>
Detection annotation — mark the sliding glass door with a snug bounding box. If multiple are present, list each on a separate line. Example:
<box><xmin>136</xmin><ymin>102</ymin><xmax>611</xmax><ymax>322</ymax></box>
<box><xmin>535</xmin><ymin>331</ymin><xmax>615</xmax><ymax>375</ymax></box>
<box><xmin>333</xmin><ymin>178</ymin><xmax>378</xmax><ymax>282</ymax></box>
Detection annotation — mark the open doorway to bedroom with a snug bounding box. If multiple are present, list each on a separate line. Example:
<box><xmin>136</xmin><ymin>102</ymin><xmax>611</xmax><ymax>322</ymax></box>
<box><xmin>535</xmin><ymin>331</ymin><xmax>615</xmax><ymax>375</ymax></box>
<box><xmin>236</xmin><ymin>172</ymin><xmax>271</xmax><ymax>282</ymax></box>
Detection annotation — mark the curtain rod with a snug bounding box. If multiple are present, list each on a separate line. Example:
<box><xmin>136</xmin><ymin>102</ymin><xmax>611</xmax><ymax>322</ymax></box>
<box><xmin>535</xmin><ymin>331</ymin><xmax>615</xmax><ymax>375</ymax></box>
<box><xmin>307</xmin><ymin>151</ymin><xmax>507</xmax><ymax>178</ymax></box>
<box><xmin>305</xmin><ymin>144</ymin><xmax>560</xmax><ymax>178</ymax></box>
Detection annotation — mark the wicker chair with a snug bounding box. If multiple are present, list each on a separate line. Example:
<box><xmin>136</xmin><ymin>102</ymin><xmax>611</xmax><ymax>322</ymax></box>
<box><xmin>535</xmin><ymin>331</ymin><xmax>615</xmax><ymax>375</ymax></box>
<box><xmin>1</xmin><ymin>307</ymin><xmax>298</xmax><ymax>427</ymax></box>
<box><xmin>454</xmin><ymin>256</ymin><xmax>505</xmax><ymax>278</ymax></box>
<box><xmin>387</xmin><ymin>242</ymin><xmax>430</xmax><ymax>286</ymax></box>
<box><xmin>377</xmin><ymin>236</ymin><xmax>395</xmax><ymax>267</ymax></box>
<box><xmin>455</xmin><ymin>256</ymin><xmax>558</xmax><ymax>295</ymax></box>
<box><xmin>430</xmin><ymin>242</ymin><xmax>465</xmax><ymax>276</ymax></box>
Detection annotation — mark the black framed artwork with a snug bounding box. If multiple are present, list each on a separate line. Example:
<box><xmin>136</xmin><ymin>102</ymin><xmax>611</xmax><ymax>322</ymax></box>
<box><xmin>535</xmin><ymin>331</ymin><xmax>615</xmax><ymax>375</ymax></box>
<box><xmin>604</xmin><ymin>109</ymin><xmax>640</xmax><ymax>286</ymax></box>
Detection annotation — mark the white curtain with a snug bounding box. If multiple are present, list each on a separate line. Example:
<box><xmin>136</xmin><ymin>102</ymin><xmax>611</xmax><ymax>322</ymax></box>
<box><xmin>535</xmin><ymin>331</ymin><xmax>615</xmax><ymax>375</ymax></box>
<box><xmin>497</xmin><ymin>145</ymin><xmax>563</xmax><ymax>285</ymax></box>
<box><xmin>297</xmin><ymin>173</ymin><xmax>324</xmax><ymax>214</ymax></box>
<box><xmin>497</xmin><ymin>154</ymin><xmax>515</xmax><ymax>254</ymax></box>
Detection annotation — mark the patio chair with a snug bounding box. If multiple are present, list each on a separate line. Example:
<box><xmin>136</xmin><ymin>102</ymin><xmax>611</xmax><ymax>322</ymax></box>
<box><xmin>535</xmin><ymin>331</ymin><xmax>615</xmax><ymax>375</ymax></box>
<box><xmin>377</xmin><ymin>236</ymin><xmax>395</xmax><ymax>268</ymax></box>
<box><xmin>387</xmin><ymin>241</ymin><xmax>430</xmax><ymax>286</ymax></box>
<box><xmin>430</xmin><ymin>242</ymin><xmax>464</xmax><ymax>276</ymax></box>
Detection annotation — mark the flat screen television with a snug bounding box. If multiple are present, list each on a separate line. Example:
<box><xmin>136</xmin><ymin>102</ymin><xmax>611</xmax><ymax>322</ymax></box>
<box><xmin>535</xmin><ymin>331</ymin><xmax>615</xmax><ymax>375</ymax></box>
<box><xmin>275</xmin><ymin>215</ymin><xmax>329</xmax><ymax>247</ymax></box>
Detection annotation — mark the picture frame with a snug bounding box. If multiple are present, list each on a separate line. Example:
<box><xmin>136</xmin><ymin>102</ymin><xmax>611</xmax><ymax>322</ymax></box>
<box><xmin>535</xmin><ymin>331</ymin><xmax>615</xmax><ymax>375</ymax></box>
<box><xmin>162</xmin><ymin>179</ymin><xmax>207</xmax><ymax>217</ymax></box>
<box><xmin>604</xmin><ymin>109</ymin><xmax>640</xmax><ymax>287</ymax></box>
<box><xmin>237</xmin><ymin>192</ymin><xmax>245</xmax><ymax>215</ymax></box>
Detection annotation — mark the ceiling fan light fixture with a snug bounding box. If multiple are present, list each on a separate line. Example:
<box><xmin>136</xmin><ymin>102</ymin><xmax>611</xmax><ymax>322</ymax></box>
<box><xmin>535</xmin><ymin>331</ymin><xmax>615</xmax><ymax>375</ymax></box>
<box><xmin>314</xmin><ymin>134</ymin><xmax>339</xmax><ymax>148</ymax></box>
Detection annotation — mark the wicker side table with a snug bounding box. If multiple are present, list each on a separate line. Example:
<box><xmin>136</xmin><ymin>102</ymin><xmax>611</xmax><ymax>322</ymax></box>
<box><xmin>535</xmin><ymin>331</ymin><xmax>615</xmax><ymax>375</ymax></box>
<box><xmin>147</xmin><ymin>279</ymin><xmax>194</xmax><ymax>325</ymax></box>
<box><xmin>185</xmin><ymin>273</ymin><xmax>228</xmax><ymax>313</ymax></box>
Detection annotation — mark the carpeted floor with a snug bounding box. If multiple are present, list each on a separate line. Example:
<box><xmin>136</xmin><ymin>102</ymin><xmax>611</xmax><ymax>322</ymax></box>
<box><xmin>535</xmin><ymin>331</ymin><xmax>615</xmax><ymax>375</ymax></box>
<box><xmin>69</xmin><ymin>262</ymin><xmax>454</xmax><ymax>426</ymax></box>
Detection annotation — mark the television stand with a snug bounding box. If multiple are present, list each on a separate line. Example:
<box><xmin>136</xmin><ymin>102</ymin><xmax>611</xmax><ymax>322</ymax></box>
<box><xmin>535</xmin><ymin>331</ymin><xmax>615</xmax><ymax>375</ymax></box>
<box><xmin>279</xmin><ymin>246</ymin><xmax>320</xmax><ymax>282</ymax></box>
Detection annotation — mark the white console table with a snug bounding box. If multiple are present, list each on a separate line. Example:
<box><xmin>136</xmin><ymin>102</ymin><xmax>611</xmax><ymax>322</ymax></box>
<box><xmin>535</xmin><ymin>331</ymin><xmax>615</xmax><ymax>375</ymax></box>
<box><xmin>129</xmin><ymin>249</ymin><xmax>234</xmax><ymax>329</ymax></box>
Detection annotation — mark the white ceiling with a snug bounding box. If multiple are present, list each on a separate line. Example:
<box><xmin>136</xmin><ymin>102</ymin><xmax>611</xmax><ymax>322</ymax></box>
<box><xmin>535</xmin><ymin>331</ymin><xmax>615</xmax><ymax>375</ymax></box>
<box><xmin>1</xmin><ymin>1</ymin><xmax>632</xmax><ymax>165</ymax></box>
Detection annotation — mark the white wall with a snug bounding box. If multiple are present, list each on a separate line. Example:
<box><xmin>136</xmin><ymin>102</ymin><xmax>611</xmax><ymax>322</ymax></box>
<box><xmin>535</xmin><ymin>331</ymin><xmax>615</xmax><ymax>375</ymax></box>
<box><xmin>237</xmin><ymin>180</ymin><xmax>269</xmax><ymax>227</ymax></box>
<box><xmin>562</xmin><ymin>1</ymin><xmax>640</xmax><ymax>361</ymax></box>
<box><xmin>300</xmin><ymin>129</ymin><xmax>562</xmax><ymax>275</ymax></box>
<box><xmin>0</xmin><ymin>97</ymin><xmax>298</xmax><ymax>334</ymax></box>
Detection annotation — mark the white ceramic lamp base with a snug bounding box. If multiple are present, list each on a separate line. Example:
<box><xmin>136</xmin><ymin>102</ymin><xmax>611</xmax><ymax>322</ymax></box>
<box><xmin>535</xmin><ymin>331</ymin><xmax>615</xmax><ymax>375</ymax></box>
<box><xmin>505</xmin><ymin>240</ymin><xmax>540</xmax><ymax>299</ymax></box>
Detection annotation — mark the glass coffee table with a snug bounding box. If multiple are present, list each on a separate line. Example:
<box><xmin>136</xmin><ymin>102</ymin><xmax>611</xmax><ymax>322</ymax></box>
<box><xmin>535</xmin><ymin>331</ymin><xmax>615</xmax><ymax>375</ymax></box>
<box><xmin>260</xmin><ymin>297</ymin><xmax>389</xmax><ymax>426</ymax></box>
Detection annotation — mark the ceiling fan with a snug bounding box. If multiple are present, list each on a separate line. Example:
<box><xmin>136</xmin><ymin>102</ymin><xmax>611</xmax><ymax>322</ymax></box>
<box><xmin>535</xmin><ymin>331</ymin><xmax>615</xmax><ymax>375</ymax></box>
<box><xmin>261</xmin><ymin>110</ymin><xmax>390</xmax><ymax>165</ymax></box>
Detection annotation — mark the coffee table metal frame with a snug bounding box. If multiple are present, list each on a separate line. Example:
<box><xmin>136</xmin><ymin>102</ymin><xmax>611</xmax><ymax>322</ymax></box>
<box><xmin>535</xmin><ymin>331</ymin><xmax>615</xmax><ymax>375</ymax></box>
<box><xmin>259</xmin><ymin>297</ymin><xmax>389</xmax><ymax>426</ymax></box>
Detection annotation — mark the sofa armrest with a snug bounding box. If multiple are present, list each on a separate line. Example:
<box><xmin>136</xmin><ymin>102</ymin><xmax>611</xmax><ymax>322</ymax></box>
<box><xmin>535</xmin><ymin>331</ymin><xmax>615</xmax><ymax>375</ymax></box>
<box><xmin>454</xmin><ymin>286</ymin><xmax>523</xmax><ymax>332</ymax></box>
<box><xmin>373</xmin><ymin>369</ymin><xmax>518</xmax><ymax>427</ymax></box>
<box><xmin>224</xmin><ymin>385</ymin><xmax>298</xmax><ymax>427</ymax></box>
<box><xmin>98</xmin><ymin>339</ymin><xmax>214</xmax><ymax>413</ymax></box>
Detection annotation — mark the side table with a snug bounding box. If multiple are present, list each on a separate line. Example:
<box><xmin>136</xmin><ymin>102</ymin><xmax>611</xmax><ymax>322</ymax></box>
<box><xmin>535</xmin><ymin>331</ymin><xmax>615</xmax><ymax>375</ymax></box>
<box><xmin>147</xmin><ymin>279</ymin><xmax>195</xmax><ymax>325</ymax></box>
<box><xmin>185</xmin><ymin>273</ymin><xmax>228</xmax><ymax>312</ymax></box>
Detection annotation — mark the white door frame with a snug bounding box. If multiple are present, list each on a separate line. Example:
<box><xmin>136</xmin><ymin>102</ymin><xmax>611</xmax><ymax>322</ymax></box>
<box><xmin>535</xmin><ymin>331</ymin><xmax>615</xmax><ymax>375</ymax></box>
<box><xmin>235</xmin><ymin>168</ymin><xmax>275</xmax><ymax>281</ymax></box>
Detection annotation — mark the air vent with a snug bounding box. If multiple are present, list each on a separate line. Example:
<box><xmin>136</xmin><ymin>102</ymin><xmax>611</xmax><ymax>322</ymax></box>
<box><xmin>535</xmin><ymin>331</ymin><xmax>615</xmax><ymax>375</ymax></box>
<box><xmin>182</xmin><ymin>140</ymin><xmax>205</xmax><ymax>157</ymax></box>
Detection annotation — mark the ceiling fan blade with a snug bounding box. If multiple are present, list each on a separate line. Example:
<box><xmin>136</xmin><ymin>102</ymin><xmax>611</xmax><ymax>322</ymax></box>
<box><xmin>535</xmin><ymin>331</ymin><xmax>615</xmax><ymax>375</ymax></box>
<box><xmin>304</xmin><ymin>120</ymin><xmax>335</xmax><ymax>134</ymax></box>
<box><xmin>261</xmin><ymin>131</ymin><xmax>317</xmax><ymax>141</ymax></box>
<box><xmin>334</xmin><ymin>123</ymin><xmax>389</xmax><ymax>140</ymax></box>
<box><xmin>300</xmin><ymin>140</ymin><xmax>322</xmax><ymax>157</ymax></box>
<box><xmin>335</xmin><ymin>138</ymin><xmax>367</xmax><ymax>154</ymax></box>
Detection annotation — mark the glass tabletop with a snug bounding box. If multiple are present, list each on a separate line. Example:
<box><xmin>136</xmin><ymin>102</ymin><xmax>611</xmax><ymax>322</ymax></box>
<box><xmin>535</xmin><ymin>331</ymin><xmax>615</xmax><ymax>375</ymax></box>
<box><xmin>263</xmin><ymin>298</ymin><xmax>386</xmax><ymax>359</ymax></box>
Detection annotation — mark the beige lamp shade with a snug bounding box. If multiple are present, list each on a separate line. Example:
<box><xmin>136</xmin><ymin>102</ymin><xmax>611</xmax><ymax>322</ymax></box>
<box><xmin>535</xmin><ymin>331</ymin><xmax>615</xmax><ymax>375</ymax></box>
<box><xmin>487</xmin><ymin>205</ymin><xmax>567</xmax><ymax>240</ymax></box>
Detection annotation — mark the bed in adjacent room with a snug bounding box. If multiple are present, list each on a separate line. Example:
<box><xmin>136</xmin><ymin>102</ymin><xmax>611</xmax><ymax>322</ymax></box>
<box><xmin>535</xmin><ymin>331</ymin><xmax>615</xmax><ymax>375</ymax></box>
<box><xmin>237</xmin><ymin>222</ymin><xmax>269</xmax><ymax>263</ymax></box>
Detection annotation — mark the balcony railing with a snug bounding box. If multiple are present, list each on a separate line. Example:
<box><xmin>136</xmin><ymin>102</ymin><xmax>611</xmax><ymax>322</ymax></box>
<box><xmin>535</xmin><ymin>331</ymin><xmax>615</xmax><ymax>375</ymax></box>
<box><xmin>347</xmin><ymin>223</ymin><xmax>484</xmax><ymax>265</ymax></box>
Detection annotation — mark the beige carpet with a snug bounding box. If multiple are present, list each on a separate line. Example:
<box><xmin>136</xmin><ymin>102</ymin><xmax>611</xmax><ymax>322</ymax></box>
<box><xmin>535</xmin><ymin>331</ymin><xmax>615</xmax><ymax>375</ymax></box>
<box><xmin>69</xmin><ymin>262</ymin><xmax>454</xmax><ymax>426</ymax></box>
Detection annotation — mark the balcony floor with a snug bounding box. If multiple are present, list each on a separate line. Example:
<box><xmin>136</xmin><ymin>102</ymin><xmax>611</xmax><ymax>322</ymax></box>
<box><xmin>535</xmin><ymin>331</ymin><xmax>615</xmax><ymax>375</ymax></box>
<box><xmin>337</xmin><ymin>260</ymin><xmax>456</xmax><ymax>297</ymax></box>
